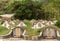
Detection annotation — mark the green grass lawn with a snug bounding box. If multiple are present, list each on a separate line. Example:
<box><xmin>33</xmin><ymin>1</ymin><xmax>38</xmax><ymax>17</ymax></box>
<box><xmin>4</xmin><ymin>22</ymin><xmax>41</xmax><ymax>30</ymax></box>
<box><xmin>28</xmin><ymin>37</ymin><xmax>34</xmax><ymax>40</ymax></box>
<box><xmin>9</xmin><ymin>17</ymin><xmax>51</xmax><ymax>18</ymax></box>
<box><xmin>0</xmin><ymin>26</ymin><xmax>10</xmax><ymax>35</ymax></box>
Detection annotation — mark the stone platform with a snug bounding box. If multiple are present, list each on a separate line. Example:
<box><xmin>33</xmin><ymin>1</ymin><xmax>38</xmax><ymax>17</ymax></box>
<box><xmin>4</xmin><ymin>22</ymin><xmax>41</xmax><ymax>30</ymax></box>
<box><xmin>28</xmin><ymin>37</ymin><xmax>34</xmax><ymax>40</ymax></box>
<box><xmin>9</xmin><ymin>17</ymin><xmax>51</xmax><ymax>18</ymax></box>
<box><xmin>0</xmin><ymin>38</ymin><xmax>59</xmax><ymax>41</ymax></box>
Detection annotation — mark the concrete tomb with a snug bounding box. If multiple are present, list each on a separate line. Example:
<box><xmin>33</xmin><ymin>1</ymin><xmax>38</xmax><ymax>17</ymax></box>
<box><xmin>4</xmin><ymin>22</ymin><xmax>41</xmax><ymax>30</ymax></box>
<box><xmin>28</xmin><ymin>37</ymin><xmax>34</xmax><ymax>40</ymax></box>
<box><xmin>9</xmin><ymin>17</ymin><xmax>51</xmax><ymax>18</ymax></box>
<box><xmin>12</xmin><ymin>27</ymin><xmax>24</xmax><ymax>38</ymax></box>
<box><xmin>32</xmin><ymin>22</ymin><xmax>45</xmax><ymax>29</ymax></box>
<box><xmin>2</xmin><ymin>21</ymin><xmax>10</xmax><ymax>29</ymax></box>
<box><xmin>17</xmin><ymin>21</ymin><xmax>27</xmax><ymax>27</ymax></box>
<box><xmin>41</xmin><ymin>27</ymin><xmax>57</xmax><ymax>39</ymax></box>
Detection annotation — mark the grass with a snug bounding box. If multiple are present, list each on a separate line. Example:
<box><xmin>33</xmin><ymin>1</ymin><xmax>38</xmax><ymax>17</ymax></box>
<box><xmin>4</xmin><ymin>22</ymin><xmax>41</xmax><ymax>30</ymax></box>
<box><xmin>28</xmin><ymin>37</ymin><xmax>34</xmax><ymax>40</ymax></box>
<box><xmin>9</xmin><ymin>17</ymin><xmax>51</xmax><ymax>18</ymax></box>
<box><xmin>23</xmin><ymin>20</ymin><xmax>45</xmax><ymax>36</ymax></box>
<box><xmin>0</xmin><ymin>26</ymin><xmax>10</xmax><ymax>35</ymax></box>
<box><xmin>24</xmin><ymin>20</ymin><xmax>57</xmax><ymax>36</ymax></box>
<box><xmin>0</xmin><ymin>20</ymin><xmax>3</xmax><ymax>25</ymax></box>
<box><xmin>0</xmin><ymin>20</ymin><xmax>10</xmax><ymax>35</ymax></box>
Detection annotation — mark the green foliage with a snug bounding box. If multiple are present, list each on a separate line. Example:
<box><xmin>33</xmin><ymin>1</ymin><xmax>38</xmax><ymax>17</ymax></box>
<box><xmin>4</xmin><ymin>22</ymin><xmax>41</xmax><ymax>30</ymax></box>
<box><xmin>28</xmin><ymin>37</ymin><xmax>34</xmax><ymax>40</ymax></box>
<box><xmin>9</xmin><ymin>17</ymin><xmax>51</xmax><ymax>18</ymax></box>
<box><xmin>24</xmin><ymin>20</ymin><xmax>32</xmax><ymax>27</ymax></box>
<box><xmin>0</xmin><ymin>11</ymin><xmax>5</xmax><ymax>15</ymax></box>
<box><xmin>55</xmin><ymin>20</ymin><xmax>60</xmax><ymax>28</ymax></box>
<box><xmin>0</xmin><ymin>26</ymin><xmax>10</xmax><ymax>35</ymax></box>
<box><xmin>0</xmin><ymin>0</ymin><xmax>60</xmax><ymax>20</ymax></box>
<box><xmin>23</xmin><ymin>20</ymin><xmax>42</xmax><ymax>36</ymax></box>
<box><xmin>0</xmin><ymin>20</ymin><xmax>3</xmax><ymax>25</ymax></box>
<box><xmin>43</xmin><ymin>0</ymin><xmax>60</xmax><ymax>20</ymax></box>
<box><xmin>0</xmin><ymin>0</ymin><xmax>10</xmax><ymax>14</ymax></box>
<box><xmin>23</xmin><ymin>20</ymin><xmax>33</xmax><ymax>29</ymax></box>
<box><xmin>6</xmin><ymin>0</ymin><xmax>48</xmax><ymax>20</ymax></box>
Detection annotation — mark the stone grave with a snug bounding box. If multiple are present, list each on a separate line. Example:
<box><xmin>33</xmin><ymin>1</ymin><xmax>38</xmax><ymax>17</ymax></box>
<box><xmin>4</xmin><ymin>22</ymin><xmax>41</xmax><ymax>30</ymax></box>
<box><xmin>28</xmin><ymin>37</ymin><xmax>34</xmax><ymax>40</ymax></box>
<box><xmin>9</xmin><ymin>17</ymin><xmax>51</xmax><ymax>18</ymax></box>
<box><xmin>17</xmin><ymin>21</ymin><xmax>27</xmax><ymax>27</ymax></box>
<box><xmin>2</xmin><ymin>21</ymin><xmax>10</xmax><ymax>29</ymax></box>
<box><xmin>41</xmin><ymin>27</ymin><xmax>57</xmax><ymax>39</ymax></box>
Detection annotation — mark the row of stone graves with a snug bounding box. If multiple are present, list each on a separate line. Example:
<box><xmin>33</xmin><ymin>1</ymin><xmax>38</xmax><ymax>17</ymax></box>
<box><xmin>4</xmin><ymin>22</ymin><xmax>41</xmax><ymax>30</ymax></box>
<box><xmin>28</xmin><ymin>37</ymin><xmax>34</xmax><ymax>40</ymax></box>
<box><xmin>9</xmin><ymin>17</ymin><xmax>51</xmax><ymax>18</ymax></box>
<box><xmin>0</xmin><ymin>19</ymin><xmax>59</xmax><ymax>40</ymax></box>
<box><xmin>0</xmin><ymin>14</ymin><xmax>57</xmax><ymax>29</ymax></box>
<box><xmin>31</xmin><ymin>20</ymin><xmax>57</xmax><ymax>29</ymax></box>
<box><xmin>0</xmin><ymin>20</ymin><xmax>60</xmax><ymax>40</ymax></box>
<box><xmin>0</xmin><ymin>19</ymin><xmax>57</xmax><ymax>29</ymax></box>
<box><xmin>1</xmin><ymin>26</ymin><xmax>60</xmax><ymax>40</ymax></box>
<box><xmin>1</xmin><ymin>20</ymin><xmax>27</xmax><ymax>29</ymax></box>
<box><xmin>0</xmin><ymin>14</ymin><xmax>60</xmax><ymax>40</ymax></box>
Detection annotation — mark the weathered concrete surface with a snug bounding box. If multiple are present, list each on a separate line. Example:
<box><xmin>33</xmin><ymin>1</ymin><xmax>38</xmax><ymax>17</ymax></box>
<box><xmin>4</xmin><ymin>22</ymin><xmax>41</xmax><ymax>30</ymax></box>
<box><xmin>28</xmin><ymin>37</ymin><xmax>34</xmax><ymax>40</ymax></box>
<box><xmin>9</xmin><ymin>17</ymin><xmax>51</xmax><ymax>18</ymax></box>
<box><xmin>1</xmin><ymin>38</ymin><xmax>59</xmax><ymax>41</ymax></box>
<box><xmin>39</xmin><ymin>39</ymin><xmax>59</xmax><ymax>41</ymax></box>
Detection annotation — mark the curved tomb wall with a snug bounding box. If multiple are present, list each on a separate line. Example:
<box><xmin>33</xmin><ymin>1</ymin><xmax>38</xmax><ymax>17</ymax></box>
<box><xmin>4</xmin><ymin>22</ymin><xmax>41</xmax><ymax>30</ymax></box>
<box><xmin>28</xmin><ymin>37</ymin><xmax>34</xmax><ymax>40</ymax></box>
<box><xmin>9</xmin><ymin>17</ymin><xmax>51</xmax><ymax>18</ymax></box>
<box><xmin>12</xmin><ymin>27</ymin><xmax>24</xmax><ymax>38</ymax></box>
<box><xmin>41</xmin><ymin>28</ymin><xmax>57</xmax><ymax>39</ymax></box>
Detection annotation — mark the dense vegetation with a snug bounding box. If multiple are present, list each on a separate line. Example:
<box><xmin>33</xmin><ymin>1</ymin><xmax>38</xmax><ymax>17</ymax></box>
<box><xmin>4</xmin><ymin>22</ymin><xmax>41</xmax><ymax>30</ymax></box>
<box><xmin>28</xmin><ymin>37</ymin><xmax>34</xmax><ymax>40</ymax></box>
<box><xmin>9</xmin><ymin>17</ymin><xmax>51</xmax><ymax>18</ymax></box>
<box><xmin>0</xmin><ymin>0</ymin><xmax>60</xmax><ymax>20</ymax></box>
<box><xmin>55</xmin><ymin>20</ymin><xmax>60</xmax><ymax>28</ymax></box>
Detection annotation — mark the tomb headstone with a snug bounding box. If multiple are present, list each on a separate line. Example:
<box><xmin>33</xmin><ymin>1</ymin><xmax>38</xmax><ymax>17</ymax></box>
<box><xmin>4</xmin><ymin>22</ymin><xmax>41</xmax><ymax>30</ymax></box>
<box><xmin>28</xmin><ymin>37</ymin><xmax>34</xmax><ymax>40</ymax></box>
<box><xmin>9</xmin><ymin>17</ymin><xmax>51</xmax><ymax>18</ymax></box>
<box><xmin>32</xmin><ymin>22</ymin><xmax>38</xmax><ymax>29</ymax></box>
<box><xmin>42</xmin><ymin>27</ymin><xmax>57</xmax><ymax>39</ymax></box>
<box><xmin>32</xmin><ymin>22</ymin><xmax>45</xmax><ymax>29</ymax></box>
<box><xmin>37</xmin><ymin>22</ymin><xmax>45</xmax><ymax>28</ymax></box>
<box><xmin>46</xmin><ymin>21</ymin><xmax>54</xmax><ymax>26</ymax></box>
<box><xmin>17</xmin><ymin>21</ymin><xmax>27</xmax><ymax>27</ymax></box>
<box><xmin>2</xmin><ymin>21</ymin><xmax>10</xmax><ymax>29</ymax></box>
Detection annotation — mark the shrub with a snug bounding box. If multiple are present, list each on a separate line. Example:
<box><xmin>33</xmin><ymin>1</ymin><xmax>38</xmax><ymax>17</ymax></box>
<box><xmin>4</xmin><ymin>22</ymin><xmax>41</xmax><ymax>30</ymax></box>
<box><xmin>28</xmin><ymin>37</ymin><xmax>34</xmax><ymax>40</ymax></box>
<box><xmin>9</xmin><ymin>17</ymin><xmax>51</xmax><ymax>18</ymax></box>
<box><xmin>24</xmin><ymin>20</ymin><xmax>33</xmax><ymax>27</ymax></box>
<box><xmin>55</xmin><ymin>20</ymin><xmax>60</xmax><ymax>28</ymax></box>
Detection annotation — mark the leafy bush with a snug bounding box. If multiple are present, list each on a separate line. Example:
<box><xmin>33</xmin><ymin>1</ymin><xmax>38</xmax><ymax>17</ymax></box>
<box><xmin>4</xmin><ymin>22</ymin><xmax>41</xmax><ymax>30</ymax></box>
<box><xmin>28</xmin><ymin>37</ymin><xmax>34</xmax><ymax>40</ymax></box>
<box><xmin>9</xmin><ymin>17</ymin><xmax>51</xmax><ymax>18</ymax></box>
<box><xmin>55</xmin><ymin>20</ymin><xmax>60</xmax><ymax>28</ymax></box>
<box><xmin>24</xmin><ymin>20</ymin><xmax>33</xmax><ymax>27</ymax></box>
<box><xmin>6</xmin><ymin>0</ymin><xmax>50</xmax><ymax>20</ymax></box>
